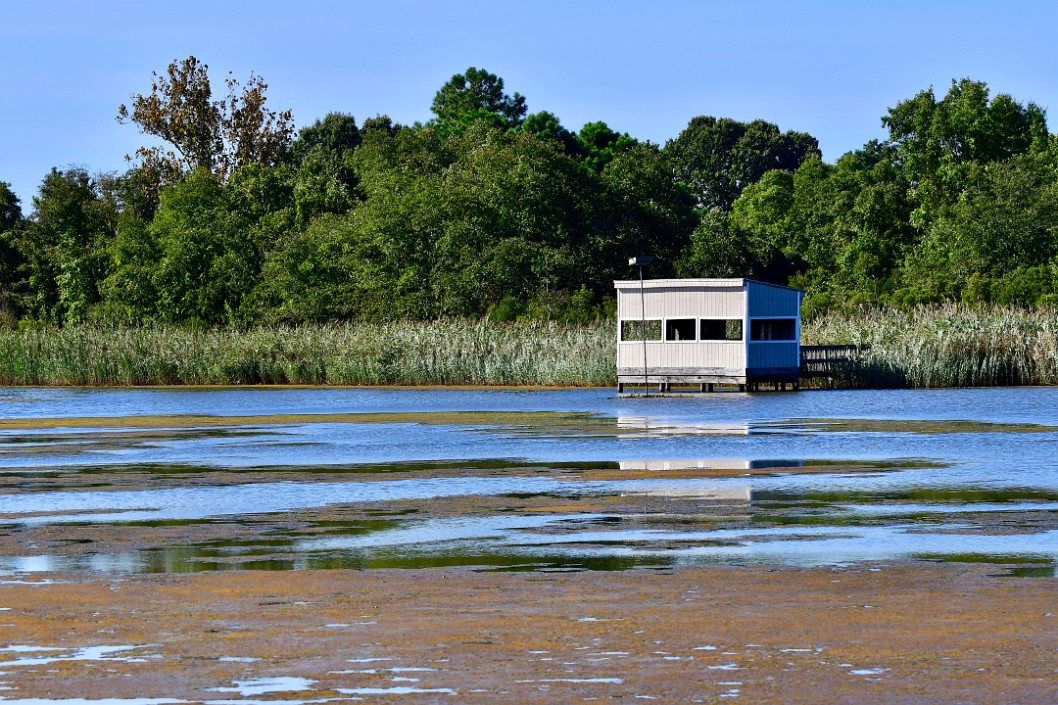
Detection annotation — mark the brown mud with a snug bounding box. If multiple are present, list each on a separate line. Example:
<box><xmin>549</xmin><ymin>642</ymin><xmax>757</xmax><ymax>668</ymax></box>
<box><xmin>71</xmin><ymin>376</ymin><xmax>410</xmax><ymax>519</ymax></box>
<box><xmin>0</xmin><ymin>562</ymin><xmax>1055</xmax><ymax>704</ymax></box>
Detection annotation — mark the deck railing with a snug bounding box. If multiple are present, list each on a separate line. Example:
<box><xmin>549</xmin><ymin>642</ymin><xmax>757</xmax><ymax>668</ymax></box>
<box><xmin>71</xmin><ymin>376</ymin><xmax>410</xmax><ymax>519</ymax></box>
<box><xmin>800</xmin><ymin>345</ymin><xmax>861</xmax><ymax>379</ymax></box>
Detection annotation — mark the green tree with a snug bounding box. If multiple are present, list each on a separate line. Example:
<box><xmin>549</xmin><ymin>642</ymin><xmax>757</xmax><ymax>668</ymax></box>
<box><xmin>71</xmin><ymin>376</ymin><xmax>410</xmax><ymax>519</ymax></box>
<box><xmin>20</xmin><ymin>168</ymin><xmax>116</xmax><ymax>322</ymax></box>
<box><xmin>98</xmin><ymin>216</ymin><xmax>159</xmax><ymax>323</ymax></box>
<box><xmin>0</xmin><ymin>182</ymin><xmax>25</xmax><ymax>322</ymax></box>
<box><xmin>334</xmin><ymin>125</ymin><xmax>452</xmax><ymax>319</ymax></box>
<box><xmin>828</xmin><ymin>143</ymin><xmax>914</xmax><ymax>296</ymax></box>
<box><xmin>253</xmin><ymin>213</ymin><xmax>365</xmax><ymax>322</ymax></box>
<box><xmin>360</xmin><ymin>114</ymin><xmax>402</xmax><ymax>137</ymax></box>
<box><xmin>518</xmin><ymin>111</ymin><xmax>582</xmax><ymax>156</ymax></box>
<box><xmin>0</xmin><ymin>182</ymin><xmax>21</xmax><ymax>232</ymax></box>
<box><xmin>728</xmin><ymin>169</ymin><xmax>801</xmax><ymax>283</ymax></box>
<box><xmin>280</xmin><ymin>122</ymin><xmax>603</xmax><ymax>319</ymax></box>
<box><xmin>665</xmin><ymin>116</ymin><xmax>819</xmax><ymax>210</ymax></box>
<box><xmin>430</xmin><ymin>125</ymin><xmax>590</xmax><ymax>314</ymax></box>
<box><xmin>431</xmin><ymin>67</ymin><xmax>527</xmax><ymax>128</ymax></box>
<box><xmin>675</xmin><ymin>209</ymin><xmax>753</xmax><ymax>279</ymax></box>
<box><xmin>577</xmin><ymin>122</ymin><xmax>637</xmax><ymax>172</ymax></box>
<box><xmin>590</xmin><ymin>142</ymin><xmax>695</xmax><ymax>283</ymax></box>
<box><xmin>883</xmin><ymin>78</ymin><xmax>1048</xmax><ymax>227</ymax></box>
<box><xmin>726</xmin><ymin>141</ymin><xmax>913</xmax><ymax>303</ymax></box>
<box><xmin>150</xmin><ymin>170</ymin><xmax>262</xmax><ymax>324</ymax></box>
<box><xmin>227</xmin><ymin>162</ymin><xmax>296</xmax><ymax>227</ymax></box>
<box><xmin>96</xmin><ymin>166</ymin><xmax>169</xmax><ymax>223</ymax></box>
<box><xmin>290</xmin><ymin>112</ymin><xmax>361</xmax><ymax>222</ymax></box>
<box><xmin>292</xmin><ymin>112</ymin><xmax>362</xmax><ymax>163</ymax></box>
<box><xmin>902</xmin><ymin>152</ymin><xmax>1058</xmax><ymax>295</ymax></box>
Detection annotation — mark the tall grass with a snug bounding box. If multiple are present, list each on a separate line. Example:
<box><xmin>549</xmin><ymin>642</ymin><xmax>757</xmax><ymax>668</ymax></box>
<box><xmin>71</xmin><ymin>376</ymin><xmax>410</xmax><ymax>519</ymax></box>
<box><xmin>804</xmin><ymin>304</ymin><xmax>1058</xmax><ymax>388</ymax></box>
<box><xmin>3</xmin><ymin>306</ymin><xmax>1058</xmax><ymax>388</ymax></box>
<box><xmin>0</xmin><ymin>321</ymin><xmax>616</xmax><ymax>387</ymax></box>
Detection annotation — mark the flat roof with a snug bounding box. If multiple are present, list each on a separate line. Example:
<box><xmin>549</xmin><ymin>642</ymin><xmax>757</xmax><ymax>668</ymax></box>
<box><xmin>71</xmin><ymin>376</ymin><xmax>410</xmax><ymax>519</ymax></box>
<box><xmin>613</xmin><ymin>278</ymin><xmax>804</xmax><ymax>293</ymax></box>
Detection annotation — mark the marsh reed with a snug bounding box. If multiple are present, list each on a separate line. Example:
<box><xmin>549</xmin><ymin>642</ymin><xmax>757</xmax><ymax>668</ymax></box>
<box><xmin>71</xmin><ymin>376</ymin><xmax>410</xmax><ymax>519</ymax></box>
<box><xmin>2</xmin><ymin>305</ymin><xmax>1057</xmax><ymax>388</ymax></box>
<box><xmin>803</xmin><ymin>304</ymin><xmax>1058</xmax><ymax>388</ymax></box>
<box><xmin>0</xmin><ymin>321</ymin><xmax>615</xmax><ymax>387</ymax></box>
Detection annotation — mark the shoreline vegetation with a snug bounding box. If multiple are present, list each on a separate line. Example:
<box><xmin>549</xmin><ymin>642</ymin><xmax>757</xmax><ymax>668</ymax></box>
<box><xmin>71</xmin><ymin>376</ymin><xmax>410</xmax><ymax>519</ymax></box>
<box><xmin>807</xmin><ymin>304</ymin><xmax>1058</xmax><ymax>388</ymax></box>
<box><xmin>0</xmin><ymin>320</ymin><xmax>615</xmax><ymax>387</ymax></box>
<box><xmin>2</xmin><ymin>304</ymin><xmax>1058</xmax><ymax>389</ymax></box>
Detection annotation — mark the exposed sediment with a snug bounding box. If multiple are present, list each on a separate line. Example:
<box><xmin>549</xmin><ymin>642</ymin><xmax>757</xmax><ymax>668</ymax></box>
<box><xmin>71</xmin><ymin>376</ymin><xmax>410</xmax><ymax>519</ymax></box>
<box><xmin>1</xmin><ymin>562</ymin><xmax>1056</xmax><ymax>703</ymax></box>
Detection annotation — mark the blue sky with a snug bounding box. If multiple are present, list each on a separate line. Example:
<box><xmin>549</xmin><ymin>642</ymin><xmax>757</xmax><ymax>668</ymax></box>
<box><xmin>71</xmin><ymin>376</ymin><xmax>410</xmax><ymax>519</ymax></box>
<box><xmin>3</xmin><ymin>0</ymin><xmax>1056</xmax><ymax>208</ymax></box>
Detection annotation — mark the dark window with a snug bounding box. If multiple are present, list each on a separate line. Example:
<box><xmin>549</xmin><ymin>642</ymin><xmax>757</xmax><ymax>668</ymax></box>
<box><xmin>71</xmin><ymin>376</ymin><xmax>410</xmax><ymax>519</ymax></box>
<box><xmin>665</xmin><ymin>319</ymin><xmax>696</xmax><ymax>342</ymax></box>
<box><xmin>750</xmin><ymin>318</ymin><xmax>797</xmax><ymax>341</ymax></box>
<box><xmin>700</xmin><ymin>319</ymin><xmax>743</xmax><ymax>341</ymax></box>
<box><xmin>621</xmin><ymin>319</ymin><xmax>662</xmax><ymax>341</ymax></box>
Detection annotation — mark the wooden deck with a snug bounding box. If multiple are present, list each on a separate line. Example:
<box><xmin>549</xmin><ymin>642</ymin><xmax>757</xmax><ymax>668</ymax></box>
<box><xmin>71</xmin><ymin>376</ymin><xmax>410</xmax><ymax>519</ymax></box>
<box><xmin>799</xmin><ymin>344</ymin><xmax>861</xmax><ymax>381</ymax></box>
<box><xmin>617</xmin><ymin>345</ymin><xmax>862</xmax><ymax>394</ymax></box>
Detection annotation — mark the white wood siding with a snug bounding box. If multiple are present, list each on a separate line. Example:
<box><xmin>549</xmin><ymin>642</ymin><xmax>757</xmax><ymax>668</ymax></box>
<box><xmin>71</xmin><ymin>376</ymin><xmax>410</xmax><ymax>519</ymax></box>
<box><xmin>618</xmin><ymin>286</ymin><xmax>745</xmax><ymax>320</ymax></box>
<box><xmin>618</xmin><ymin>341</ymin><xmax>745</xmax><ymax>371</ymax></box>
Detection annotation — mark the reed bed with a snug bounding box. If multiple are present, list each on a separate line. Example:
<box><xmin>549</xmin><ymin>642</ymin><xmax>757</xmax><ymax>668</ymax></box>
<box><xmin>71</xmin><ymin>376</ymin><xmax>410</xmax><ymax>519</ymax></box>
<box><xmin>0</xmin><ymin>321</ymin><xmax>616</xmax><ymax>387</ymax></box>
<box><xmin>3</xmin><ymin>306</ymin><xmax>1057</xmax><ymax>388</ymax></box>
<box><xmin>803</xmin><ymin>304</ymin><xmax>1058</xmax><ymax>388</ymax></box>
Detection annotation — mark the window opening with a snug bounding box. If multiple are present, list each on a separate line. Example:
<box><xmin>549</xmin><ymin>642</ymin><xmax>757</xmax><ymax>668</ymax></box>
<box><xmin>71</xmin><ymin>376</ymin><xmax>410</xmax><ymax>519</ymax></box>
<box><xmin>665</xmin><ymin>319</ymin><xmax>697</xmax><ymax>342</ymax></box>
<box><xmin>700</xmin><ymin>319</ymin><xmax>743</xmax><ymax>341</ymax></box>
<box><xmin>621</xmin><ymin>319</ymin><xmax>662</xmax><ymax>341</ymax></box>
<box><xmin>750</xmin><ymin>318</ymin><xmax>796</xmax><ymax>341</ymax></box>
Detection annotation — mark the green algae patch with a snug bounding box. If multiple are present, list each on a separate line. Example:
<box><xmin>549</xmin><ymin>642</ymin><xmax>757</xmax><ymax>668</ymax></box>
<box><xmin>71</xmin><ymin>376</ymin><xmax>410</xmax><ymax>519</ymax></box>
<box><xmin>914</xmin><ymin>552</ymin><xmax>1054</xmax><ymax>565</ymax></box>
<box><xmin>8</xmin><ymin>411</ymin><xmax>1046</xmax><ymax>442</ymax></box>
<box><xmin>0</xmin><ymin>427</ymin><xmax>270</xmax><ymax>458</ymax></box>
<box><xmin>0</xmin><ymin>410</ymin><xmax>614</xmax><ymax>433</ymax></box>
<box><xmin>780</xmin><ymin>418</ymin><xmax>1058</xmax><ymax>435</ymax></box>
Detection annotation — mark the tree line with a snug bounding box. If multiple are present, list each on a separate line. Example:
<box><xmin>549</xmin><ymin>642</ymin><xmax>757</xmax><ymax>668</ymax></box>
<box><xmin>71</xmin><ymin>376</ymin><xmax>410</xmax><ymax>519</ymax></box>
<box><xmin>1</xmin><ymin>58</ymin><xmax>1055</xmax><ymax>327</ymax></box>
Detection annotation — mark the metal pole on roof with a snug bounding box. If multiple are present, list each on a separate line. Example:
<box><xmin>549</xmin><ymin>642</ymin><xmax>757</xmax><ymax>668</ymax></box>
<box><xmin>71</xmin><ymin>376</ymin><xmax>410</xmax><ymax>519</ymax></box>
<box><xmin>629</xmin><ymin>257</ymin><xmax>653</xmax><ymax>395</ymax></box>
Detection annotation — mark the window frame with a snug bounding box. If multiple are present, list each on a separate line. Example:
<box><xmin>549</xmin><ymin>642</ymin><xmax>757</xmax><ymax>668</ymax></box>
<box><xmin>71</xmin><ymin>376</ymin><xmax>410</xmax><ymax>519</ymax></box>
<box><xmin>619</xmin><ymin>318</ymin><xmax>663</xmax><ymax>342</ymax></box>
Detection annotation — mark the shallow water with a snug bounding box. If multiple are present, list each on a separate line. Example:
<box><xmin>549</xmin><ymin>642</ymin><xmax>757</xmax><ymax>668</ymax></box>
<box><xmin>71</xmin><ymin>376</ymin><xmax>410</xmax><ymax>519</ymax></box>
<box><xmin>2</xmin><ymin>386</ymin><xmax>1058</xmax><ymax>573</ymax></box>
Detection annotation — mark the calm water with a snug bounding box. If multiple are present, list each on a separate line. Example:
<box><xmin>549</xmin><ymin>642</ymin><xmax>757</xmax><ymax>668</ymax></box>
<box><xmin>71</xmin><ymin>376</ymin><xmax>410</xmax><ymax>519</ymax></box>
<box><xmin>2</xmin><ymin>386</ymin><xmax>1057</xmax><ymax>573</ymax></box>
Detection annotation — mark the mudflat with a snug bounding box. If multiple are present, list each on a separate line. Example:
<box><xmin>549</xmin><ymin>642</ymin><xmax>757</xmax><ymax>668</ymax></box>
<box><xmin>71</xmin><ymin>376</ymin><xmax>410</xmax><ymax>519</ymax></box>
<box><xmin>1</xmin><ymin>562</ymin><xmax>1055</xmax><ymax>704</ymax></box>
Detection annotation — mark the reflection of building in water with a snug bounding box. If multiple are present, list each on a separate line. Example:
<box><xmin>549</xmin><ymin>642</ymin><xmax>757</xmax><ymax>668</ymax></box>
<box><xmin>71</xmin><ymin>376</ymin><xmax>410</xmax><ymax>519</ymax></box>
<box><xmin>625</xmin><ymin>481</ymin><xmax>752</xmax><ymax>502</ymax></box>
<box><xmin>619</xmin><ymin>459</ymin><xmax>803</xmax><ymax>471</ymax></box>
<box><xmin>616</xmin><ymin>417</ymin><xmax>750</xmax><ymax>436</ymax></box>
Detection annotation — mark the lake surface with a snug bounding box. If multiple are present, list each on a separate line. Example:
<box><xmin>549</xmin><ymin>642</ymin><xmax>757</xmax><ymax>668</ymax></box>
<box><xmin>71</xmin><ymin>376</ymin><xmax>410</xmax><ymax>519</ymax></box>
<box><xmin>2</xmin><ymin>386</ymin><xmax>1058</xmax><ymax>574</ymax></box>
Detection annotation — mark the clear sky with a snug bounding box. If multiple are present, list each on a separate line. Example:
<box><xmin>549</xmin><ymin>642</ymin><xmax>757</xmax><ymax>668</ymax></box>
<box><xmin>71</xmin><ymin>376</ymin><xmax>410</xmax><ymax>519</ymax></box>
<box><xmin>3</xmin><ymin>0</ymin><xmax>1056</xmax><ymax>208</ymax></box>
